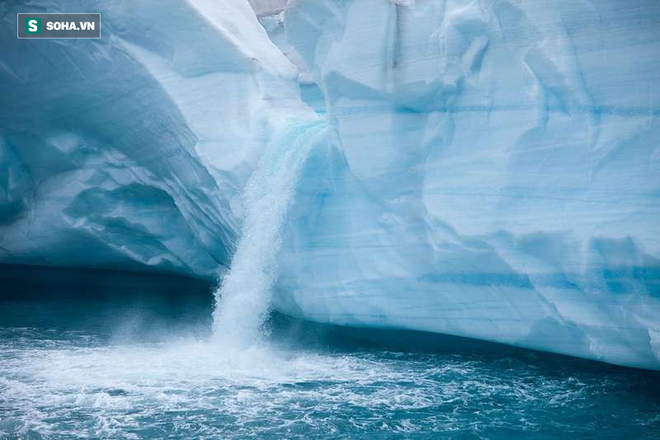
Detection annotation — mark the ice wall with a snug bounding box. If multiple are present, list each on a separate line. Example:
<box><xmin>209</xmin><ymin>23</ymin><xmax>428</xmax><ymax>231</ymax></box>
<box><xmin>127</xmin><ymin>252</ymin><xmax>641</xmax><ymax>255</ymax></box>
<box><xmin>249</xmin><ymin>0</ymin><xmax>288</xmax><ymax>17</ymax></box>
<box><xmin>1</xmin><ymin>0</ymin><xmax>659</xmax><ymax>369</ymax></box>
<box><xmin>0</xmin><ymin>0</ymin><xmax>314</xmax><ymax>278</ymax></box>
<box><xmin>274</xmin><ymin>0</ymin><xmax>660</xmax><ymax>369</ymax></box>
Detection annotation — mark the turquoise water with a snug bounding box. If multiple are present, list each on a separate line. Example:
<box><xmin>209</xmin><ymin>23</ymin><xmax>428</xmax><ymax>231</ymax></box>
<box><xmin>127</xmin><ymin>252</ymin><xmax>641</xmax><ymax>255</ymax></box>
<box><xmin>1</xmin><ymin>267</ymin><xmax>659</xmax><ymax>439</ymax></box>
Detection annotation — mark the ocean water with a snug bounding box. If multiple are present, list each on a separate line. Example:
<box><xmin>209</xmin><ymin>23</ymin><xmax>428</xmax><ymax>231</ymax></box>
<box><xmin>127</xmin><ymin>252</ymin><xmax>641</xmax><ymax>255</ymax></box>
<box><xmin>1</xmin><ymin>267</ymin><xmax>659</xmax><ymax>439</ymax></box>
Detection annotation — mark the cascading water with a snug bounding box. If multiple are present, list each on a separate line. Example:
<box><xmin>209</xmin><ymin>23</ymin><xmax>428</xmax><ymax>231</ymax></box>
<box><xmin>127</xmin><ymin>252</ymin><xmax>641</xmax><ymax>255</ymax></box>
<box><xmin>3</xmin><ymin>106</ymin><xmax>659</xmax><ymax>440</ymax></box>
<box><xmin>212</xmin><ymin>119</ymin><xmax>327</xmax><ymax>348</ymax></box>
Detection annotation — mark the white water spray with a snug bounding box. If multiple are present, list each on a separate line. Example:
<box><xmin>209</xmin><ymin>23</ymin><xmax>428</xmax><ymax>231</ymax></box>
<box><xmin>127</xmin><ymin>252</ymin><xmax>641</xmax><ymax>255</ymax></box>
<box><xmin>212</xmin><ymin>120</ymin><xmax>326</xmax><ymax>348</ymax></box>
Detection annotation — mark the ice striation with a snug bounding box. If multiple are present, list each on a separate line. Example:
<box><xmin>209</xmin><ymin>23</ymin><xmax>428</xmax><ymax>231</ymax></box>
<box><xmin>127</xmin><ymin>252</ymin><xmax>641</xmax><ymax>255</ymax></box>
<box><xmin>271</xmin><ymin>0</ymin><xmax>660</xmax><ymax>369</ymax></box>
<box><xmin>0</xmin><ymin>0</ymin><xmax>659</xmax><ymax>369</ymax></box>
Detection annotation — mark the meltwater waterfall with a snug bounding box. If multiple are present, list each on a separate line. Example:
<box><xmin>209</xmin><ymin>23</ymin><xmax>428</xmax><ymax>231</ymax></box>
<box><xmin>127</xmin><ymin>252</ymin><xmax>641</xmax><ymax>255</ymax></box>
<box><xmin>212</xmin><ymin>120</ymin><xmax>327</xmax><ymax>347</ymax></box>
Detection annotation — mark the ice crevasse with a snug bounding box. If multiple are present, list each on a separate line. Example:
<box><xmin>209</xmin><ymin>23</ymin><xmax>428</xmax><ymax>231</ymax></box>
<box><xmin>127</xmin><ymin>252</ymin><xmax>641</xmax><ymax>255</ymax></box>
<box><xmin>0</xmin><ymin>0</ymin><xmax>659</xmax><ymax>370</ymax></box>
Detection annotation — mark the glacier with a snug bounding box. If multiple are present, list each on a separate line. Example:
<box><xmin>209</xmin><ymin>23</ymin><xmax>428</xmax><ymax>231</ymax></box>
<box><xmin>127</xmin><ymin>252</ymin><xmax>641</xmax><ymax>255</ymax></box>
<box><xmin>0</xmin><ymin>0</ymin><xmax>316</xmax><ymax>279</ymax></box>
<box><xmin>1</xmin><ymin>0</ymin><xmax>660</xmax><ymax>370</ymax></box>
<box><xmin>273</xmin><ymin>0</ymin><xmax>660</xmax><ymax>369</ymax></box>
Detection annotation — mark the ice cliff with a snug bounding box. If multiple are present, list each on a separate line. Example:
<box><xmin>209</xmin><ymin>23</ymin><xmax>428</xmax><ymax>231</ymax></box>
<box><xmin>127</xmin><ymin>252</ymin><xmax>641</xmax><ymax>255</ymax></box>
<box><xmin>1</xmin><ymin>0</ymin><xmax>659</xmax><ymax>369</ymax></box>
<box><xmin>272</xmin><ymin>0</ymin><xmax>660</xmax><ymax>369</ymax></box>
<box><xmin>0</xmin><ymin>0</ymin><xmax>316</xmax><ymax>278</ymax></box>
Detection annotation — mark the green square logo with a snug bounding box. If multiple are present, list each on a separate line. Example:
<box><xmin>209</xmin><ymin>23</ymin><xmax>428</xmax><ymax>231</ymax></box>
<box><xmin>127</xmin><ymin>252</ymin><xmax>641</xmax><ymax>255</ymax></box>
<box><xmin>25</xmin><ymin>18</ymin><xmax>41</xmax><ymax>34</ymax></box>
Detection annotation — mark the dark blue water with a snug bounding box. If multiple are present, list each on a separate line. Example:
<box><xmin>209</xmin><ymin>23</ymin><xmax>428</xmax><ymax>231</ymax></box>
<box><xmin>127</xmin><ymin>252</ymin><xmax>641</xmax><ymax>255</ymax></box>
<box><xmin>1</xmin><ymin>266</ymin><xmax>659</xmax><ymax>439</ymax></box>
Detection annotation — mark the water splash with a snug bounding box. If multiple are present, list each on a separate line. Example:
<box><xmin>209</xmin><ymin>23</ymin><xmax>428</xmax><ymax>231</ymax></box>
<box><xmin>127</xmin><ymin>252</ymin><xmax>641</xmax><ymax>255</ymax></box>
<box><xmin>212</xmin><ymin>120</ymin><xmax>327</xmax><ymax>348</ymax></box>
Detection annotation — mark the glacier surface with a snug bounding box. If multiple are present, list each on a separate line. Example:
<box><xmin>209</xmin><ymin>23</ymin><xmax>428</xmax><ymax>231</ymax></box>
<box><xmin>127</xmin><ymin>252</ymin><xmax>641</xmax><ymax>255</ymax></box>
<box><xmin>0</xmin><ymin>0</ymin><xmax>316</xmax><ymax>278</ymax></box>
<box><xmin>1</xmin><ymin>0</ymin><xmax>659</xmax><ymax>369</ymax></box>
<box><xmin>272</xmin><ymin>0</ymin><xmax>660</xmax><ymax>369</ymax></box>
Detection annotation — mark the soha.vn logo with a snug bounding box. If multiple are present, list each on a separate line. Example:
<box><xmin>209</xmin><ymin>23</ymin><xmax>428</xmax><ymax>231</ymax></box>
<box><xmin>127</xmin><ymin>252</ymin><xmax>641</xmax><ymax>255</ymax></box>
<box><xmin>25</xmin><ymin>18</ymin><xmax>41</xmax><ymax>34</ymax></box>
<box><xmin>19</xmin><ymin>14</ymin><xmax>100</xmax><ymax>38</ymax></box>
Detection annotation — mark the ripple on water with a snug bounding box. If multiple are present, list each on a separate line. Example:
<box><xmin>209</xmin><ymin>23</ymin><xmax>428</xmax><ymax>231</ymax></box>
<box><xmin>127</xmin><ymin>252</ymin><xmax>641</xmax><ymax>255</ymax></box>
<box><xmin>0</xmin><ymin>328</ymin><xmax>659</xmax><ymax>439</ymax></box>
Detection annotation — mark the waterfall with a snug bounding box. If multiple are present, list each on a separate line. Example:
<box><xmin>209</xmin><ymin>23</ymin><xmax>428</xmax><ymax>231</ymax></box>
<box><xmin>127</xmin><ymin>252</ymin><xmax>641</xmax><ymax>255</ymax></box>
<box><xmin>212</xmin><ymin>119</ymin><xmax>326</xmax><ymax>348</ymax></box>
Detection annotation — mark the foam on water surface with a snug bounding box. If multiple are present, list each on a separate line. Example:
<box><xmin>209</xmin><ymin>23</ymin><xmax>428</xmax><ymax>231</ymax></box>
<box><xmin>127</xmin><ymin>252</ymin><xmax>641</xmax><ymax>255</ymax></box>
<box><xmin>1</xmin><ymin>269</ymin><xmax>659</xmax><ymax>439</ymax></box>
<box><xmin>1</xmin><ymin>326</ymin><xmax>659</xmax><ymax>439</ymax></box>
